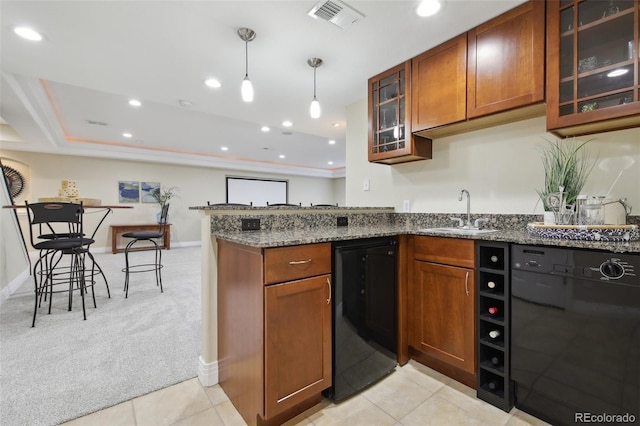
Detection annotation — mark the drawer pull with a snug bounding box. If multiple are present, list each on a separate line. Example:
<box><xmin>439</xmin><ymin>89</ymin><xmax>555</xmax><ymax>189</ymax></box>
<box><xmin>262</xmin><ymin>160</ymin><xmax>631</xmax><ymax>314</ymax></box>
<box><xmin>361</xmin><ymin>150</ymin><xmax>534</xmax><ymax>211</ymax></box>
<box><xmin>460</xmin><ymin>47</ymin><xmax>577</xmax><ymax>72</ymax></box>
<box><xmin>289</xmin><ymin>259</ymin><xmax>312</xmax><ymax>265</ymax></box>
<box><xmin>326</xmin><ymin>277</ymin><xmax>331</xmax><ymax>304</ymax></box>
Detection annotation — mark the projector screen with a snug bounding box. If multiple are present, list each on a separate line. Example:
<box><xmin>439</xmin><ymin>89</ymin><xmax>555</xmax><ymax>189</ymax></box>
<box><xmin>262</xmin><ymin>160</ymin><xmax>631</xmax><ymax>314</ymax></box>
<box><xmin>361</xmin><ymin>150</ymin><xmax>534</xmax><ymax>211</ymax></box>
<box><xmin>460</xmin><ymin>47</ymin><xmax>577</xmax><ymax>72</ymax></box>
<box><xmin>226</xmin><ymin>176</ymin><xmax>288</xmax><ymax>206</ymax></box>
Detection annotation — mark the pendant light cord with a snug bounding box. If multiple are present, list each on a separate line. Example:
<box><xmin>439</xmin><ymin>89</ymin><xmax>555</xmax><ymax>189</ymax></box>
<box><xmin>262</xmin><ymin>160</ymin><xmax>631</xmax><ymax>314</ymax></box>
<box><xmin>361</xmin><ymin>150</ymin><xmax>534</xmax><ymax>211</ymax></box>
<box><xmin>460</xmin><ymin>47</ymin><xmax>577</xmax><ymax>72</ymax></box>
<box><xmin>245</xmin><ymin>41</ymin><xmax>249</xmax><ymax>78</ymax></box>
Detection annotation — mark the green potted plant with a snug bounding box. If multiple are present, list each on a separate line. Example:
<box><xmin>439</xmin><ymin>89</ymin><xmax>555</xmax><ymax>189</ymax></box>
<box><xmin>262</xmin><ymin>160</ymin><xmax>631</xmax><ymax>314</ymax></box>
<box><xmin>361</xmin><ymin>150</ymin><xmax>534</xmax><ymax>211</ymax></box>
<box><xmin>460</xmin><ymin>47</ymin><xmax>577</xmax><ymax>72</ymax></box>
<box><xmin>536</xmin><ymin>137</ymin><xmax>595</xmax><ymax>223</ymax></box>
<box><xmin>152</xmin><ymin>185</ymin><xmax>178</xmax><ymax>223</ymax></box>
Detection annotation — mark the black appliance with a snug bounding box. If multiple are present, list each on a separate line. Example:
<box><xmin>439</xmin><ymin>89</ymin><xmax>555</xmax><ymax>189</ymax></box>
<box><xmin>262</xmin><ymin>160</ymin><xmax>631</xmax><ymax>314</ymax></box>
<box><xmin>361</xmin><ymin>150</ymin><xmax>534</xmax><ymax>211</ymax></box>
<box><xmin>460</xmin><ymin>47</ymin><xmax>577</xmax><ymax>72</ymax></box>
<box><xmin>326</xmin><ymin>237</ymin><xmax>398</xmax><ymax>401</ymax></box>
<box><xmin>511</xmin><ymin>244</ymin><xmax>639</xmax><ymax>426</ymax></box>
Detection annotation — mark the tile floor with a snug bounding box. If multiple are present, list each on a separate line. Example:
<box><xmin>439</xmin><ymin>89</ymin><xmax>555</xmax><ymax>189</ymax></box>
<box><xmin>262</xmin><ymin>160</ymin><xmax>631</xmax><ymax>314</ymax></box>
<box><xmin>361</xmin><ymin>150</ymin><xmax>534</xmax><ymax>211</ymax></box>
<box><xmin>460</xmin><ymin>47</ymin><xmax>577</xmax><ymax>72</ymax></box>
<box><xmin>61</xmin><ymin>360</ymin><xmax>549</xmax><ymax>426</ymax></box>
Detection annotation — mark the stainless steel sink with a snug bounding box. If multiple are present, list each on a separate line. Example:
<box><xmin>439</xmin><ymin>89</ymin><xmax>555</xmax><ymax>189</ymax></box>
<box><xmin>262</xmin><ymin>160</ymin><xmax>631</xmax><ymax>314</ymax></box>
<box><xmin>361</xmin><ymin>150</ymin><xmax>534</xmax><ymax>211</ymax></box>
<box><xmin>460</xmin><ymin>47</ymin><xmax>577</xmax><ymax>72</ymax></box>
<box><xmin>419</xmin><ymin>227</ymin><xmax>500</xmax><ymax>235</ymax></box>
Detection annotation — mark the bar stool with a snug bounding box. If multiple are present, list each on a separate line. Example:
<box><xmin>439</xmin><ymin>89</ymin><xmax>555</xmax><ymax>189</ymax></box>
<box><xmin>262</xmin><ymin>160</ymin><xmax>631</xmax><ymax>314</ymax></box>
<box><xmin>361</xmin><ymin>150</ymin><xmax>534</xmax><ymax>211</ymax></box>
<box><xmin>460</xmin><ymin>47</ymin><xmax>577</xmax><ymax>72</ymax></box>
<box><xmin>25</xmin><ymin>201</ymin><xmax>97</xmax><ymax>326</ymax></box>
<box><xmin>122</xmin><ymin>204</ymin><xmax>169</xmax><ymax>298</ymax></box>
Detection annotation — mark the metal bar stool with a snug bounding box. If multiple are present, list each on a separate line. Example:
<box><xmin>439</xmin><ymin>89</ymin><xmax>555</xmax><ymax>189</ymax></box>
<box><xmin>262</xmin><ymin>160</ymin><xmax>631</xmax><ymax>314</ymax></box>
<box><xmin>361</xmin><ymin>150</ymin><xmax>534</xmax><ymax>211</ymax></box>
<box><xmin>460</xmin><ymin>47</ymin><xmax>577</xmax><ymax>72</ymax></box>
<box><xmin>25</xmin><ymin>201</ymin><xmax>97</xmax><ymax>326</ymax></box>
<box><xmin>122</xmin><ymin>204</ymin><xmax>169</xmax><ymax>298</ymax></box>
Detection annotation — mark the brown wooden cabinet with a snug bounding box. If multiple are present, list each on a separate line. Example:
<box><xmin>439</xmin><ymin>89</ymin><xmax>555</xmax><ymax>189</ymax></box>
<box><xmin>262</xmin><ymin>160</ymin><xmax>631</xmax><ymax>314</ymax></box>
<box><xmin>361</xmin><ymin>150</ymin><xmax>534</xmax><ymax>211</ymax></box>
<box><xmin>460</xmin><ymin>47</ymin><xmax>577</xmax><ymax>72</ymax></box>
<box><xmin>411</xmin><ymin>1</ymin><xmax>546</xmax><ymax>140</ymax></box>
<box><xmin>368</xmin><ymin>61</ymin><xmax>432</xmax><ymax>164</ymax></box>
<box><xmin>546</xmin><ymin>0</ymin><xmax>640</xmax><ymax>136</ymax></box>
<box><xmin>265</xmin><ymin>274</ymin><xmax>331</xmax><ymax>419</ymax></box>
<box><xmin>467</xmin><ymin>0</ymin><xmax>545</xmax><ymax>118</ymax></box>
<box><xmin>218</xmin><ymin>240</ymin><xmax>331</xmax><ymax>426</ymax></box>
<box><xmin>408</xmin><ymin>236</ymin><xmax>476</xmax><ymax>388</ymax></box>
<box><xmin>412</xmin><ymin>34</ymin><xmax>468</xmax><ymax>132</ymax></box>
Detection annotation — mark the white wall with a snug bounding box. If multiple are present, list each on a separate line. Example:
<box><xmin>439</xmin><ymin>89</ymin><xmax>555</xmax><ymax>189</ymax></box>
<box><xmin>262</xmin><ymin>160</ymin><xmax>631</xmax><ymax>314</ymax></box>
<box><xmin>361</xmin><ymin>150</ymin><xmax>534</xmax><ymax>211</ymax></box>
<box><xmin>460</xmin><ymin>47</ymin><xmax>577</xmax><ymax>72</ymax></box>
<box><xmin>346</xmin><ymin>99</ymin><xmax>640</xmax><ymax>215</ymax></box>
<box><xmin>0</xmin><ymin>150</ymin><xmax>344</xmax><ymax>251</ymax></box>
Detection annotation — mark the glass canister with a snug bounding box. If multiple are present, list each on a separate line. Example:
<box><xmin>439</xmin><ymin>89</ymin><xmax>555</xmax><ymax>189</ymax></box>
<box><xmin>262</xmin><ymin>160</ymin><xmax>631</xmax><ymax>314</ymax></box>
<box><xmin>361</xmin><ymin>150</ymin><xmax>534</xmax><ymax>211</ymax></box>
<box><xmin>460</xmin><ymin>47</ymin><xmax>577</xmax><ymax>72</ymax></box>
<box><xmin>578</xmin><ymin>195</ymin><xmax>605</xmax><ymax>225</ymax></box>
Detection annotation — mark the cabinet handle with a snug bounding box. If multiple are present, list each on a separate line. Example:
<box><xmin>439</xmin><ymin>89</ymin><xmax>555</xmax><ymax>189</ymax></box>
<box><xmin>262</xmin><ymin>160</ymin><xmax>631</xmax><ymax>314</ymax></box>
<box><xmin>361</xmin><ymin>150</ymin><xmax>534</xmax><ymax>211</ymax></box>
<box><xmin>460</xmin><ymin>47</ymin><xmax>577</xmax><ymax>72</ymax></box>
<box><xmin>326</xmin><ymin>277</ymin><xmax>331</xmax><ymax>304</ymax></box>
<box><xmin>289</xmin><ymin>259</ymin><xmax>312</xmax><ymax>265</ymax></box>
<box><xmin>465</xmin><ymin>271</ymin><xmax>470</xmax><ymax>296</ymax></box>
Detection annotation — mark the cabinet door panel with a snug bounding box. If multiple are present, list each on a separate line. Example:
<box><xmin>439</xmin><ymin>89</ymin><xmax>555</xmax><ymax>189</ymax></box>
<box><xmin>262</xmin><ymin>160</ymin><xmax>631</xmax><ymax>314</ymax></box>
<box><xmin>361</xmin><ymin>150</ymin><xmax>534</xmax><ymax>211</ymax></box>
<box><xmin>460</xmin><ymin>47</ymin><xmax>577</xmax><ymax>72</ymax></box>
<box><xmin>264</xmin><ymin>274</ymin><xmax>332</xmax><ymax>418</ymax></box>
<box><xmin>546</xmin><ymin>0</ymin><xmax>640</xmax><ymax>136</ymax></box>
<box><xmin>409</xmin><ymin>261</ymin><xmax>475</xmax><ymax>374</ymax></box>
<box><xmin>467</xmin><ymin>0</ymin><xmax>545</xmax><ymax>118</ymax></box>
<box><xmin>412</xmin><ymin>34</ymin><xmax>468</xmax><ymax>131</ymax></box>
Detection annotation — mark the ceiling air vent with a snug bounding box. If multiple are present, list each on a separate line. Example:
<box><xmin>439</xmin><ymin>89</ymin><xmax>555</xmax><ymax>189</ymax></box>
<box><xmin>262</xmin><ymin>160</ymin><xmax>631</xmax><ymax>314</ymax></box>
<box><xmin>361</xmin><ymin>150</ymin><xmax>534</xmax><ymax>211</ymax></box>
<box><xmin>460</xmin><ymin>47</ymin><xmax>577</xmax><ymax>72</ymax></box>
<box><xmin>307</xmin><ymin>0</ymin><xmax>365</xmax><ymax>29</ymax></box>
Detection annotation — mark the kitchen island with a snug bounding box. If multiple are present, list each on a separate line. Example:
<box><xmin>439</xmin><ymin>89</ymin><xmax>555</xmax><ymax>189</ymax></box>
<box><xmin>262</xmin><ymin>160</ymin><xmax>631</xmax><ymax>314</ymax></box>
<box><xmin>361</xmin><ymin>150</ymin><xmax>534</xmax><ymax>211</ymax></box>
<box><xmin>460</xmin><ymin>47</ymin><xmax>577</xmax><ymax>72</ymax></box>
<box><xmin>191</xmin><ymin>205</ymin><xmax>639</xmax><ymax>425</ymax></box>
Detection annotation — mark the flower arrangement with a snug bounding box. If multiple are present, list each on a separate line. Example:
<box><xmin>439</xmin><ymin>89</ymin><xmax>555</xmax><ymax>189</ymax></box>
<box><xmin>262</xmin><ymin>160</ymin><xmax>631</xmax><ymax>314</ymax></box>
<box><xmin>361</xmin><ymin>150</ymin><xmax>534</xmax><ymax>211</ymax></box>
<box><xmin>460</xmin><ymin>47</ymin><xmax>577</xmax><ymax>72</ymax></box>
<box><xmin>151</xmin><ymin>185</ymin><xmax>178</xmax><ymax>208</ymax></box>
<box><xmin>536</xmin><ymin>137</ymin><xmax>596</xmax><ymax>211</ymax></box>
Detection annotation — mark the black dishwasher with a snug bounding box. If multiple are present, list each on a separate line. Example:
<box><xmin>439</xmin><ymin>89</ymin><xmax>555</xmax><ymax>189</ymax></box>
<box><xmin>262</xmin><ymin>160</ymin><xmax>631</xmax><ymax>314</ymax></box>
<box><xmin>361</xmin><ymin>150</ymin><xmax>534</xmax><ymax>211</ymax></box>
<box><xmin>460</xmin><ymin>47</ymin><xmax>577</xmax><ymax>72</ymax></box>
<box><xmin>326</xmin><ymin>237</ymin><xmax>398</xmax><ymax>401</ymax></box>
<box><xmin>511</xmin><ymin>244</ymin><xmax>640</xmax><ymax>426</ymax></box>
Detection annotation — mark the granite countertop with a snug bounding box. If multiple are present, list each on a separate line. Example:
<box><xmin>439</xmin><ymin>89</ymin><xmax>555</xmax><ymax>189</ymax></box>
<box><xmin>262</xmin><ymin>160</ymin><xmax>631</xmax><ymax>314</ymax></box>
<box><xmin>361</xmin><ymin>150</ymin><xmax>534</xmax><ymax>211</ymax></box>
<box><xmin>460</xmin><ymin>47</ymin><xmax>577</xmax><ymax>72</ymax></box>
<box><xmin>212</xmin><ymin>223</ymin><xmax>640</xmax><ymax>253</ymax></box>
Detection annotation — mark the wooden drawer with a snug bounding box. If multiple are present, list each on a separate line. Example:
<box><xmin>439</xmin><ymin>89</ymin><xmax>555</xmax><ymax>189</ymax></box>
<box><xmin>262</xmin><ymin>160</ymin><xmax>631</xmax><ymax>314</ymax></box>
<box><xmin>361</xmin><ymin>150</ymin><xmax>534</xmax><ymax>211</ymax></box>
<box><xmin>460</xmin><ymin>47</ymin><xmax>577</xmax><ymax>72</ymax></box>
<box><xmin>412</xmin><ymin>236</ymin><xmax>475</xmax><ymax>269</ymax></box>
<box><xmin>264</xmin><ymin>243</ymin><xmax>331</xmax><ymax>285</ymax></box>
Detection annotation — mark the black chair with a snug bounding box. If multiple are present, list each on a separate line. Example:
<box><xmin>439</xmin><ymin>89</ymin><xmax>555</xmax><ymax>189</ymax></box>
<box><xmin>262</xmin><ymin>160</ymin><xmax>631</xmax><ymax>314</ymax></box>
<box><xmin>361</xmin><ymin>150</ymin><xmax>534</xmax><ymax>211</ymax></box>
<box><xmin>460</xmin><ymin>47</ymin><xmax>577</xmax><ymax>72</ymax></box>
<box><xmin>266</xmin><ymin>202</ymin><xmax>302</xmax><ymax>207</ymax></box>
<box><xmin>207</xmin><ymin>202</ymin><xmax>253</xmax><ymax>206</ymax></box>
<box><xmin>310</xmin><ymin>203</ymin><xmax>338</xmax><ymax>207</ymax></box>
<box><xmin>122</xmin><ymin>204</ymin><xmax>169</xmax><ymax>298</ymax></box>
<box><xmin>25</xmin><ymin>201</ymin><xmax>98</xmax><ymax>326</ymax></box>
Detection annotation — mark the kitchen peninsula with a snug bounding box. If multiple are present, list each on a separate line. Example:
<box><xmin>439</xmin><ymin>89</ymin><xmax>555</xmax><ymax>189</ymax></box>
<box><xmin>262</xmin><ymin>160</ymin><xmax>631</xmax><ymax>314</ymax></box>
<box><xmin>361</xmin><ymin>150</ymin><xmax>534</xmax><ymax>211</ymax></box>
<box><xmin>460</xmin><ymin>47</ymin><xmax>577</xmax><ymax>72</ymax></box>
<box><xmin>191</xmin><ymin>205</ymin><xmax>640</xmax><ymax>426</ymax></box>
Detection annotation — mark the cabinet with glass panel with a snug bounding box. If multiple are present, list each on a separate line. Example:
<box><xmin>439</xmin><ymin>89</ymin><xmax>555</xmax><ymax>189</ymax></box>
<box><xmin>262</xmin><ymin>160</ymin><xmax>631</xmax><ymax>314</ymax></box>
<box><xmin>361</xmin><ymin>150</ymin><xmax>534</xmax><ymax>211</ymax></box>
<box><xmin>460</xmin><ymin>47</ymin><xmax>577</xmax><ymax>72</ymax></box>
<box><xmin>368</xmin><ymin>61</ymin><xmax>432</xmax><ymax>164</ymax></box>
<box><xmin>547</xmin><ymin>0</ymin><xmax>640</xmax><ymax>136</ymax></box>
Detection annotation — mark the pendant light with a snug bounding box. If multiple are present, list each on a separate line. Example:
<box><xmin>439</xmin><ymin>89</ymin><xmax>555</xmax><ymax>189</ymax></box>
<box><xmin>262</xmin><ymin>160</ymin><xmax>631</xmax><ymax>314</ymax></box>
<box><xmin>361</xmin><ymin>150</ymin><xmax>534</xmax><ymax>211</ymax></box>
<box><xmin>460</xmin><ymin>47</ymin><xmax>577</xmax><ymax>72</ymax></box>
<box><xmin>308</xmin><ymin>58</ymin><xmax>323</xmax><ymax>119</ymax></box>
<box><xmin>237</xmin><ymin>28</ymin><xmax>256</xmax><ymax>102</ymax></box>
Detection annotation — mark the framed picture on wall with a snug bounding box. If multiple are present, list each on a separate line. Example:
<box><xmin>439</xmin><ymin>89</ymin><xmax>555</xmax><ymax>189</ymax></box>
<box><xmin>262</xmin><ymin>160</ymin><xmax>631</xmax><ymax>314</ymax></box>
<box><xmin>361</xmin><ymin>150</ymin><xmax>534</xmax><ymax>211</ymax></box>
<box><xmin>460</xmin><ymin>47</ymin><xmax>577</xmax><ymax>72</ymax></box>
<box><xmin>118</xmin><ymin>181</ymin><xmax>140</xmax><ymax>203</ymax></box>
<box><xmin>141</xmin><ymin>182</ymin><xmax>160</xmax><ymax>203</ymax></box>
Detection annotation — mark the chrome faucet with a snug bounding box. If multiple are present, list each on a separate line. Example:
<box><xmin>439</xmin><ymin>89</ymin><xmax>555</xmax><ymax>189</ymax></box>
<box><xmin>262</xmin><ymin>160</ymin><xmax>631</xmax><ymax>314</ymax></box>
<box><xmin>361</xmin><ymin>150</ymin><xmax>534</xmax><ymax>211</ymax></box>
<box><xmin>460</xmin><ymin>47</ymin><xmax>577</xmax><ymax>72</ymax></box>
<box><xmin>459</xmin><ymin>189</ymin><xmax>471</xmax><ymax>227</ymax></box>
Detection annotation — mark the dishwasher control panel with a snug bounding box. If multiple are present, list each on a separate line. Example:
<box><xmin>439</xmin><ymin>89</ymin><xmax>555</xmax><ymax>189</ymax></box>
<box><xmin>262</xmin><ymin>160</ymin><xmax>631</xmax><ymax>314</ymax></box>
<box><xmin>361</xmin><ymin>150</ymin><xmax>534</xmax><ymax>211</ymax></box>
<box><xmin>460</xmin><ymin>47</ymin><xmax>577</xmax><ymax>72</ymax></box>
<box><xmin>512</xmin><ymin>245</ymin><xmax>639</xmax><ymax>285</ymax></box>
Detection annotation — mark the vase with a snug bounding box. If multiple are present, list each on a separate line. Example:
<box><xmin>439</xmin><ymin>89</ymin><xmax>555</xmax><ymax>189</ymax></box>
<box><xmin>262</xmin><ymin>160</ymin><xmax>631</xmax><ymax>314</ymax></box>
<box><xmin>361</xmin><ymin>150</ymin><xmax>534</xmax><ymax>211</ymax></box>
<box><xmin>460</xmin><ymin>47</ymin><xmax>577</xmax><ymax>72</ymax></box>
<box><xmin>156</xmin><ymin>211</ymin><xmax>169</xmax><ymax>224</ymax></box>
<box><xmin>543</xmin><ymin>211</ymin><xmax>555</xmax><ymax>225</ymax></box>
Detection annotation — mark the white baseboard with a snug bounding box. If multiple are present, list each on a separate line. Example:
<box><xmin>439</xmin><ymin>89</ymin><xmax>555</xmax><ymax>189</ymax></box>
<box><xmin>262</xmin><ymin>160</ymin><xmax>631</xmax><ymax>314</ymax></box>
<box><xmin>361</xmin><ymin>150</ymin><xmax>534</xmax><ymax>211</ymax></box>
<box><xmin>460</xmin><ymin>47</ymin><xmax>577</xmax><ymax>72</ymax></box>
<box><xmin>198</xmin><ymin>356</ymin><xmax>219</xmax><ymax>387</ymax></box>
<box><xmin>0</xmin><ymin>268</ymin><xmax>29</xmax><ymax>306</ymax></box>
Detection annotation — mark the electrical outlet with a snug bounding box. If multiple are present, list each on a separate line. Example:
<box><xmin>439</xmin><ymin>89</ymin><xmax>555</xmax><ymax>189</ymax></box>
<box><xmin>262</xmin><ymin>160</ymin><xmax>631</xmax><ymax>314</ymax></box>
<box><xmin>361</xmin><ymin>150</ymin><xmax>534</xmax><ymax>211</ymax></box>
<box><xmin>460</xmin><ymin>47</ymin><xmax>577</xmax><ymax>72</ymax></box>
<box><xmin>241</xmin><ymin>218</ymin><xmax>260</xmax><ymax>231</ymax></box>
<box><xmin>337</xmin><ymin>216</ymin><xmax>348</xmax><ymax>227</ymax></box>
<box><xmin>403</xmin><ymin>200</ymin><xmax>410</xmax><ymax>213</ymax></box>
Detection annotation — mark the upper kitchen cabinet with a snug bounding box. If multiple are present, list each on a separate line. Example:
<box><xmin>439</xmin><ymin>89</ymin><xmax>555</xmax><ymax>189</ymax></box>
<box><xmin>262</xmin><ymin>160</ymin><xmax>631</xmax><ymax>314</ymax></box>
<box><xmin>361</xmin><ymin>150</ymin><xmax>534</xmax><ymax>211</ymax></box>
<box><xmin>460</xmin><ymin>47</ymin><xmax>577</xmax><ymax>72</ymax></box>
<box><xmin>412</xmin><ymin>34</ymin><xmax>468</xmax><ymax>132</ymax></box>
<box><xmin>467</xmin><ymin>0</ymin><xmax>545</xmax><ymax>119</ymax></box>
<box><xmin>412</xmin><ymin>1</ymin><xmax>546</xmax><ymax>140</ymax></box>
<box><xmin>368</xmin><ymin>61</ymin><xmax>432</xmax><ymax>164</ymax></box>
<box><xmin>547</xmin><ymin>0</ymin><xmax>640</xmax><ymax>136</ymax></box>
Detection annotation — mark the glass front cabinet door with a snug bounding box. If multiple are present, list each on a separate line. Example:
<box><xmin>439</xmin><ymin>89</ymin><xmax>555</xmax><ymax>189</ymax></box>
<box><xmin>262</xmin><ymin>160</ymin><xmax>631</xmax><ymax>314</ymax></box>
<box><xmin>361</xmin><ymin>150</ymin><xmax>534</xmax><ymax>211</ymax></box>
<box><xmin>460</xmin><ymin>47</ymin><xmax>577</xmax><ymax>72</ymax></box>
<box><xmin>368</xmin><ymin>61</ymin><xmax>432</xmax><ymax>164</ymax></box>
<box><xmin>547</xmin><ymin>0</ymin><xmax>640</xmax><ymax>136</ymax></box>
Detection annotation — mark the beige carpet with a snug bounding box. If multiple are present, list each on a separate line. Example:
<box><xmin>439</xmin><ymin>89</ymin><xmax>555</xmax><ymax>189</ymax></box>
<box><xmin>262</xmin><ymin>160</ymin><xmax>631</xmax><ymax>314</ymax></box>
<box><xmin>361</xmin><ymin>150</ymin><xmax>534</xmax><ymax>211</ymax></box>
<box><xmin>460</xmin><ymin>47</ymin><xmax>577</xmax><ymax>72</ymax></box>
<box><xmin>0</xmin><ymin>246</ymin><xmax>201</xmax><ymax>426</ymax></box>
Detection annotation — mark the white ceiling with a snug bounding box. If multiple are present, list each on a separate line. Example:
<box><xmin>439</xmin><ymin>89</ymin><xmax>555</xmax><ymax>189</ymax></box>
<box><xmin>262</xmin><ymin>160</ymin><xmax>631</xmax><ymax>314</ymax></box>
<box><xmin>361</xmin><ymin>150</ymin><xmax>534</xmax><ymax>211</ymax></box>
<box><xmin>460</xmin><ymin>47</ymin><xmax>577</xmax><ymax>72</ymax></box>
<box><xmin>0</xmin><ymin>0</ymin><xmax>526</xmax><ymax>178</ymax></box>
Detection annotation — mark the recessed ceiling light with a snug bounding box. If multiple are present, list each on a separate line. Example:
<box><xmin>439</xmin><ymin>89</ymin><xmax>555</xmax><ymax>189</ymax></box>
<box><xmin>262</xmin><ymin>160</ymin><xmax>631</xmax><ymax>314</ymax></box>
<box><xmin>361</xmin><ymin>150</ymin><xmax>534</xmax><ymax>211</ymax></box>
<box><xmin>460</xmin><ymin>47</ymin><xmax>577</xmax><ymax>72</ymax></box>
<box><xmin>282</xmin><ymin>120</ymin><xmax>293</xmax><ymax>127</ymax></box>
<box><xmin>221</xmin><ymin>146</ymin><xmax>229</xmax><ymax>151</ymax></box>
<box><xmin>607</xmin><ymin>69</ymin><xmax>629</xmax><ymax>77</ymax></box>
<box><xmin>416</xmin><ymin>0</ymin><xmax>442</xmax><ymax>17</ymax></box>
<box><xmin>204</xmin><ymin>78</ymin><xmax>221</xmax><ymax>88</ymax></box>
<box><xmin>328</xmin><ymin>161</ymin><xmax>334</xmax><ymax>165</ymax></box>
<box><xmin>328</xmin><ymin>140</ymin><xmax>336</xmax><ymax>145</ymax></box>
<box><xmin>14</xmin><ymin>26</ymin><xmax>43</xmax><ymax>41</ymax></box>
<box><xmin>128</xmin><ymin>99</ymin><xmax>141</xmax><ymax>107</ymax></box>
<box><xmin>123</xmin><ymin>132</ymin><xmax>133</xmax><ymax>138</ymax></box>
<box><xmin>261</xmin><ymin>126</ymin><xmax>270</xmax><ymax>132</ymax></box>
<box><xmin>279</xmin><ymin>154</ymin><xmax>285</xmax><ymax>159</ymax></box>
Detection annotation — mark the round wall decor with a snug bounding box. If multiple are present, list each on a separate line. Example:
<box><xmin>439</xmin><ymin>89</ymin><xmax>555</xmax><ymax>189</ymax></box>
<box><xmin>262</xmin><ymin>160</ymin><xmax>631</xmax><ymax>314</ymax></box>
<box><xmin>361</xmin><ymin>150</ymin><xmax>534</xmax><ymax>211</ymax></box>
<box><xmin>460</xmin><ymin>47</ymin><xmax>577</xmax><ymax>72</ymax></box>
<box><xmin>2</xmin><ymin>164</ymin><xmax>26</xmax><ymax>199</ymax></box>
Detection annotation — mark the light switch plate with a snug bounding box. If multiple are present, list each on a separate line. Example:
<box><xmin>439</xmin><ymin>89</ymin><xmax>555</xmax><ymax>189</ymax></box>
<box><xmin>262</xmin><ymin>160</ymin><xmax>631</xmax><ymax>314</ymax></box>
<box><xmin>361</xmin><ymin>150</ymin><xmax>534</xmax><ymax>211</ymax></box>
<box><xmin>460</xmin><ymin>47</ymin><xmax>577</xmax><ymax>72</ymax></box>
<box><xmin>363</xmin><ymin>178</ymin><xmax>370</xmax><ymax>191</ymax></box>
<box><xmin>403</xmin><ymin>200</ymin><xmax>410</xmax><ymax>212</ymax></box>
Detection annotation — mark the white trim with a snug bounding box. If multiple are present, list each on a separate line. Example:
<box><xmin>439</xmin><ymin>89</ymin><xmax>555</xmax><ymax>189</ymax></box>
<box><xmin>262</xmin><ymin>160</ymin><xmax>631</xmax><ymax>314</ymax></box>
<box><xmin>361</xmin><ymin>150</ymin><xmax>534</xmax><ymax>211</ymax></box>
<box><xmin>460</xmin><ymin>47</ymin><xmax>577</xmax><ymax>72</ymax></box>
<box><xmin>0</xmin><ymin>268</ymin><xmax>29</xmax><ymax>306</ymax></box>
<box><xmin>197</xmin><ymin>356</ymin><xmax>219</xmax><ymax>387</ymax></box>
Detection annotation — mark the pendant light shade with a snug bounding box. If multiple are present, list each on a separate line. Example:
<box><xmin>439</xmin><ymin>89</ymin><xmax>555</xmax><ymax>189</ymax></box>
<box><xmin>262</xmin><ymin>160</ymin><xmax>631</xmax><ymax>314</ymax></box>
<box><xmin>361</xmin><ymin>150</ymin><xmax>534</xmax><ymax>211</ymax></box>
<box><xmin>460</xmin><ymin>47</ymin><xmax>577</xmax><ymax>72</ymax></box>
<box><xmin>308</xmin><ymin>58</ymin><xmax>323</xmax><ymax>119</ymax></box>
<box><xmin>238</xmin><ymin>28</ymin><xmax>256</xmax><ymax>102</ymax></box>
